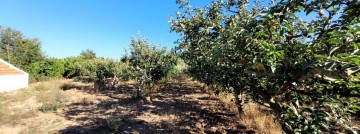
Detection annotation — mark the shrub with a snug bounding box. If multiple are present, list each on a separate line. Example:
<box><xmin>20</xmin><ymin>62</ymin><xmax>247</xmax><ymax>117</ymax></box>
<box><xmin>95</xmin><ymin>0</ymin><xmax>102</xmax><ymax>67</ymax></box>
<box><xmin>92</xmin><ymin>58</ymin><xmax>121</xmax><ymax>90</ymax></box>
<box><xmin>39</xmin><ymin>102</ymin><xmax>63</xmax><ymax>112</ymax></box>
<box><xmin>78</xmin><ymin>58</ymin><xmax>106</xmax><ymax>81</ymax></box>
<box><xmin>43</xmin><ymin>58</ymin><xmax>65</xmax><ymax>78</ymax></box>
<box><xmin>166</xmin><ymin>58</ymin><xmax>185</xmax><ymax>80</ymax></box>
<box><xmin>63</xmin><ymin>56</ymin><xmax>84</xmax><ymax>78</ymax></box>
<box><xmin>126</xmin><ymin>38</ymin><xmax>178</xmax><ymax>97</ymax></box>
<box><xmin>106</xmin><ymin>115</ymin><xmax>122</xmax><ymax>132</ymax></box>
<box><xmin>27</xmin><ymin>61</ymin><xmax>46</xmax><ymax>81</ymax></box>
<box><xmin>37</xmin><ymin>88</ymin><xmax>66</xmax><ymax>112</ymax></box>
<box><xmin>117</xmin><ymin>63</ymin><xmax>139</xmax><ymax>81</ymax></box>
<box><xmin>27</xmin><ymin>58</ymin><xmax>65</xmax><ymax>81</ymax></box>
<box><xmin>95</xmin><ymin>58</ymin><xmax>118</xmax><ymax>80</ymax></box>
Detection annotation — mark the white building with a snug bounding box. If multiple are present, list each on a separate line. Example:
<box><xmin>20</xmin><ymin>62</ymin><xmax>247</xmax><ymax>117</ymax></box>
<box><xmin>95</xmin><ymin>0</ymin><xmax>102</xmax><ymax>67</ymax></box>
<box><xmin>0</xmin><ymin>58</ymin><xmax>29</xmax><ymax>92</ymax></box>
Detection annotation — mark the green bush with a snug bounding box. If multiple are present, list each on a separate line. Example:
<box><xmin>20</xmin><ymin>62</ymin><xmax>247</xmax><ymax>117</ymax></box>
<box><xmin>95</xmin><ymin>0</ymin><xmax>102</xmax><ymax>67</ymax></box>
<box><xmin>63</xmin><ymin>50</ymin><xmax>98</xmax><ymax>79</ymax></box>
<box><xmin>63</xmin><ymin>56</ymin><xmax>84</xmax><ymax>78</ymax></box>
<box><xmin>95</xmin><ymin>58</ymin><xmax>118</xmax><ymax>80</ymax></box>
<box><xmin>27</xmin><ymin>58</ymin><xmax>65</xmax><ymax>81</ymax></box>
<box><xmin>126</xmin><ymin>38</ymin><xmax>178</xmax><ymax>97</ymax></box>
<box><xmin>39</xmin><ymin>102</ymin><xmax>63</xmax><ymax>112</ymax></box>
<box><xmin>27</xmin><ymin>61</ymin><xmax>45</xmax><ymax>81</ymax></box>
<box><xmin>43</xmin><ymin>58</ymin><xmax>65</xmax><ymax>78</ymax></box>
<box><xmin>91</xmin><ymin>58</ymin><xmax>121</xmax><ymax>90</ymax></box>
<box><xmin>78</xmin><ymin>59</ymin><xmax>99</xmax><ymax>80</ymax></box>
<box><xmin>106</xmin><ymin>115</ymin><xmax>122</xmax><ymax>132</ymax></box>
<box><xmin>117</xmin><ymin>63</ymin><xmax>139</xmax><ymax>81</ymax></box>
<box><xmin>167</xmin><ymin>58</ymin><xmax>185</xmax><ymax>79</ymax></box>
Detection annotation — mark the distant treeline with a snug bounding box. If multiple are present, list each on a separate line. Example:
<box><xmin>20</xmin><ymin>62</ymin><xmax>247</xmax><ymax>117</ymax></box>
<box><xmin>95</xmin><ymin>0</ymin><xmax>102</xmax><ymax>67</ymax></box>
<box><xmin>0</xmin><ymin>26</ymin><xmax>182</xmax><ymax>84</ymax></box>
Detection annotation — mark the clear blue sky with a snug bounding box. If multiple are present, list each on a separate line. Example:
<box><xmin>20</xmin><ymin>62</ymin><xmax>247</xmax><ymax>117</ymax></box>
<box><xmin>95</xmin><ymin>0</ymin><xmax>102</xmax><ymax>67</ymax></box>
<box><xmin>0</xmin><ymin>0</ymin><xmax>210</xmax><ymax>59</ymax></box>
<box><xmin>0</xmin><ymin>0</ymin><xmax>315</xmax><ymax>59</ymax></box>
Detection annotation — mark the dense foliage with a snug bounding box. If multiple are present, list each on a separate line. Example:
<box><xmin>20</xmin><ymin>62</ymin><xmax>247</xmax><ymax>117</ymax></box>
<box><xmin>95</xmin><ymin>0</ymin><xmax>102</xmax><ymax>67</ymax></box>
<box><xmin>27</xmin><ymin>58</ymin><xmax>65</xmax><ymax>80</ymax></box>
<box><xmin>0</xmin><ymin>26</ymin><xmax>44</xmax><ymax>70</ymax></box>
<box><xmin>126</xmin><ymin>38</ymin><xmax>178</xmax><ymax>97</ymax></box>
<box><xmin>63</xmin><ymin>56</ymin><xmax>84</xmax><ymax>78</ymax></box>
<box><xmin>0</xmin><ymin>27</ymin><xmax>124</xmax><ymax>82</ymax></box>
<box><xmin>93</xmin><ymin>58</ymin><xmax>119</xmax><ymax>90</ymax></box>
<box><xmin>171</xmin><ymin>0</ymin><xmax>359</xmax><ymax>133</ymax></box>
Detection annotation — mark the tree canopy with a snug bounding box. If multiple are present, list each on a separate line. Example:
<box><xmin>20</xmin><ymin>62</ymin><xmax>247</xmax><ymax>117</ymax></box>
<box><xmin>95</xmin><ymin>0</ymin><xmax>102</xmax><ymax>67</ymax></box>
<box><xmin>80</xmin><ymin>49</ymin><xmax>96</xmax><ymax>59</ymax></box>
<box><xmin>171</xmin><ymin>0</ymin><xmax>359</xmax><ymax>133</ymax></box>
<box><xmin>126</xmin><ymin>38</ymin><xmax>178</xmax><ymax>97</ymax></box>
<box><xmin>0</xmin><ymin>26</ymin><xmax>44</xmax><ymax>70</ymax></box>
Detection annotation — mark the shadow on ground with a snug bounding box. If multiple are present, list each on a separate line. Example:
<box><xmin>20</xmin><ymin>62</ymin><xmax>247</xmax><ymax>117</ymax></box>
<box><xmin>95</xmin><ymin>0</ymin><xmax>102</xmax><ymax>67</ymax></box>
<box><xmin>58</xmin><ymin>78</ymin><xmax>252</xmax><ymax>134</ymax></box>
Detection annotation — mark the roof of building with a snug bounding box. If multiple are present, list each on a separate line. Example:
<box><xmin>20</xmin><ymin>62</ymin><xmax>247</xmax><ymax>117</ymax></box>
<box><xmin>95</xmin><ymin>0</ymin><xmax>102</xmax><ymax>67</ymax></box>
<box><xmin>0</xmin><ymin>58</ymin><xmax>25</xmax><ymax>75</ymax></box>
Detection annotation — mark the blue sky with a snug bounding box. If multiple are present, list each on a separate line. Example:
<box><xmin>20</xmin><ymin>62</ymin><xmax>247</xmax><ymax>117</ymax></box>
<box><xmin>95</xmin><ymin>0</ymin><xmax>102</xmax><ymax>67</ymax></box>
<box><xmin>0</xmin><ymin>0</ymin><xmax>316</xmax><ymax>59</ymax></box>
<box><xmin>0</xmin><ymin>0</ymin><xmax>209</xmax><ymax>59</ymax></box>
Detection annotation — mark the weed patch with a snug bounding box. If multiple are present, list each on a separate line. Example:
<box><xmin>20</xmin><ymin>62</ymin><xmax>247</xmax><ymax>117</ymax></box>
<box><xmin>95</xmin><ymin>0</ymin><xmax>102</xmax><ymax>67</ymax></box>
<box><xmin>37</xmin><ymin>88</ymin><xmax>67</xmax><ymax>112</ymax></box>
<box><xmin>39</xmin><ymin>102</ymin><xmax>64</xmax><ymax>112</ymax></box>
<box><xmin>106</xmin><ymin>115</ymin><xmax>123</xmax><ymax>132</ymax></box>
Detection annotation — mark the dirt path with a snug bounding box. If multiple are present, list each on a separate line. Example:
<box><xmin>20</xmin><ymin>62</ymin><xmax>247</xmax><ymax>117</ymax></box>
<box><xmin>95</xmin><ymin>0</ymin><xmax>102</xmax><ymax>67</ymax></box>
<box><xmin>3</xmin><ymin>77</ymin><xmax>357</xmax><ymax>133</ymax></box>
<box><xmin>58</xmin><ymin>78</ymin><xmax>250</xmax><ymax>134</ymax></box>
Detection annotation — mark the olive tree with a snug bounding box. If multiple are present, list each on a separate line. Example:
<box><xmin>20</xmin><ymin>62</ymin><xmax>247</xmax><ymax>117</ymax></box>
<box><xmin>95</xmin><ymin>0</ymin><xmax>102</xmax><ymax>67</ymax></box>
<box><xmin>171</xmin><ymin>0</ymin><xmax>359</xmax><ymax>133</ymax></box>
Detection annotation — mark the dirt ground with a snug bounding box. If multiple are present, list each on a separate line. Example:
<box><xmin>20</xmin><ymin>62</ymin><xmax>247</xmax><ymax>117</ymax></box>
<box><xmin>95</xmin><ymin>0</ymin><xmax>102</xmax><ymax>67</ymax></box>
<box><xmin>2</xmin><ymin>76</ymin><xmax>359</xmax><ymax>134</ymax></box>
<box><xmin>0</xmin><ymin>76</ymin><xmax>280</xmax><ymax>134</ymax></box>
<box><xmin>58</xmin><ymin>77</ymin><xmax>258</xmax><ymax>134</ymax></box>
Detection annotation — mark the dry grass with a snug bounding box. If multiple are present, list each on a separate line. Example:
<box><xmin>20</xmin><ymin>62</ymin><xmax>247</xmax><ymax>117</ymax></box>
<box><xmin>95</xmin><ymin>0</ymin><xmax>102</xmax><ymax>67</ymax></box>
<box><xmin>206</xmin><ymin>87</ymin><xmax>282</xmax><ymax>134</ymax></box>
<box><xmin>136</xmin><ymin>112</ymin><xmax>180</xmax><ymax>124</ymax></box>
<box><xmin>215</xmin><ymin>99</ymin><xmax>282</xmax><ymax>134</ymax></box>
<box><xmin>0</xmin><ymin>77</ymin><xmax>284</xmax><ymax>134</ymax></box>
<box><xmin>240</xmin><ymin>103</ymin><xmax>282</xmax><ymax>134</ymax></box>
<box><xmin>0</xmin><ymin>79</ymin><xmax>71</xmax><ymax>134</ymax></box>
<box><xmin>0</xmin><ymin>79</ymin><xmax>128</xmax><ymax>134</ymax></box>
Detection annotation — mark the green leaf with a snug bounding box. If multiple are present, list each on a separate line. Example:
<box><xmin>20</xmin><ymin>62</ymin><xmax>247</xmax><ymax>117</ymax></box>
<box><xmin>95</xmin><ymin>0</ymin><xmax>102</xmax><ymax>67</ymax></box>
<box><xmin>328</xmin><ymin>38</ymin><xmax>340</xmax><ymax>45</ymax></box>
<box><xmin>259</xmin><ymin>40</ymin><xmax>275</xmax><ymax>50</ymax></box>
<box><xmin>306</xmin><ymin>9</ymin><xmax>313</xmax><ymax>15</ymax></box>
<box><xmin>284</xmin><ymin>23</ymin><xmax>292</xmax><ymax>31</ymax></box>
<box><xmin>280</xmin><ymin>28</ymin><xmax>285</xmax><ymax>36</ymax></box>
<box><xmin>275</xmin><ymin>50</ymin><xmax>285</xmax><ymax>60</ymax></box>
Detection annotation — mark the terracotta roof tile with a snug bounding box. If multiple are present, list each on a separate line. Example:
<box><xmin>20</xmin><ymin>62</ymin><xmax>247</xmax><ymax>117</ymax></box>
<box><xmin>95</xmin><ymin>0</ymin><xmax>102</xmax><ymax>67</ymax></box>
<box><xmin>0</xmin><ymin>61</ymin><xmax>24</xmax><ymax>75</ymax></box>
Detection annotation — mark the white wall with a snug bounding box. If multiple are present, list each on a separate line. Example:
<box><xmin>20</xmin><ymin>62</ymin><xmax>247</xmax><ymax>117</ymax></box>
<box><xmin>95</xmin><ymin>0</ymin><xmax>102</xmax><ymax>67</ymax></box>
<box><xmin>0</xmin><ymin>73</ymin><xmax>29</xmax><ymax>92</ymax></box>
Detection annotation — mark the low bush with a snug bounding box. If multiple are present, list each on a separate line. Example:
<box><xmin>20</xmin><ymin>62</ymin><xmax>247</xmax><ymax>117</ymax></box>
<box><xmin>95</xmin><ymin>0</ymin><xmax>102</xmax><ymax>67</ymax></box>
<box><xmin>63</xmin><ymin>56</ymin><xmax>84</xmax><ymax>78</ymax></box>
<box><xmin>37</xmin><ymin>89</ymin><xmax>66</xmax><ymax>112</ymax></box>
<box><xmin>93</xmin><ymin>58</ymin><xmax>120</xmax><ymax>90</ymax></box>
<box><xmin>39</xmin><ymin>102</ymin><xmax>63</xmax><ymax>112</ymax></box>
<box><xmin>106</xmin><ymin>115</ymin><xmax>123</xmax><ymax>132</ymax></box>
<box><xmin>77</xmin><ymin>59</ymin><xmax>98</xmax><ymax>80</ymax></box>
<box><xmin>27</xmin><ymin>58</ymin><xmax>65</xmax><ymax>81</ymax></box>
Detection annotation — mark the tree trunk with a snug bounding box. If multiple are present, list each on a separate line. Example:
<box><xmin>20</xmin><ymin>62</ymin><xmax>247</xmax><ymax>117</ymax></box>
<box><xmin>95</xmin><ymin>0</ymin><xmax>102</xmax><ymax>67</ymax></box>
<box><xmin>233</xmin><ymin>87</ymin><xmax>244</xmax><ymax>114</ymax></box>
